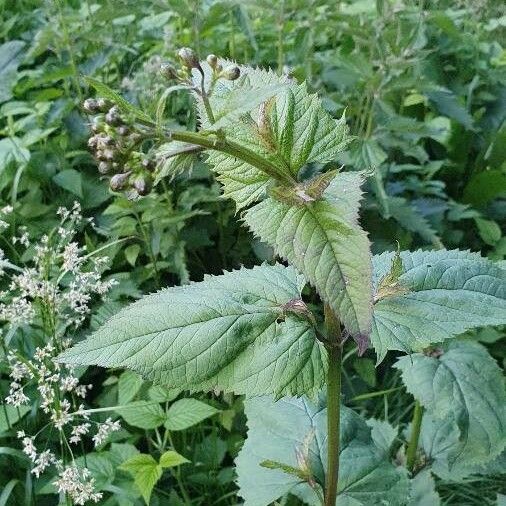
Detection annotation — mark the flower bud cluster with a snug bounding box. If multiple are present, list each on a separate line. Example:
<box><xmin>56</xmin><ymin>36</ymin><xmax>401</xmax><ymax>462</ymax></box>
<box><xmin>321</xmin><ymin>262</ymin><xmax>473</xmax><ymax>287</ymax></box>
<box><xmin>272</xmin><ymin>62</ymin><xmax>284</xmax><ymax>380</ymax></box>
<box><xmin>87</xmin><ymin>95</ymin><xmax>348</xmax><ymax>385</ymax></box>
<box><xmin>160</xmin><ymin>48</ymin><xmax>241</xmax><ymax>85</ymax></box>
<box><xmin>84</xmin><ymin>99</ymin><xmax>155</xmax><ymax>197</ymax></box>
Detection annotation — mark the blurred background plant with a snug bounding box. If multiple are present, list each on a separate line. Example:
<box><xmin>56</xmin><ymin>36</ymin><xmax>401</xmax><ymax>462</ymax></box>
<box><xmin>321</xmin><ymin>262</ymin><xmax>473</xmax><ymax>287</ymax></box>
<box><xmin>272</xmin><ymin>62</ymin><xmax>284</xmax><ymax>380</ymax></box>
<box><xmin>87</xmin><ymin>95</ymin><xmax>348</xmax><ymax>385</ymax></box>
<box><xmin>0</xmin><ymin>0</ymin><xmax>504</xmax><ymax>504</ymax></box>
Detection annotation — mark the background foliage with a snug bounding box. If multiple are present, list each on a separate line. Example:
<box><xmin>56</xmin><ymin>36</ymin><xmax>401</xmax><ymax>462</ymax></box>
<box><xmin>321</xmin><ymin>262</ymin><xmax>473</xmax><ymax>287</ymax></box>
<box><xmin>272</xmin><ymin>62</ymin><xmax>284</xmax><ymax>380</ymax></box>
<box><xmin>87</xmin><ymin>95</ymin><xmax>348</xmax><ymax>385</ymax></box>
<box><xmin>0</xmin><ymin>0</ymin><xmax>504</xmax><ymax>504</ymax></box>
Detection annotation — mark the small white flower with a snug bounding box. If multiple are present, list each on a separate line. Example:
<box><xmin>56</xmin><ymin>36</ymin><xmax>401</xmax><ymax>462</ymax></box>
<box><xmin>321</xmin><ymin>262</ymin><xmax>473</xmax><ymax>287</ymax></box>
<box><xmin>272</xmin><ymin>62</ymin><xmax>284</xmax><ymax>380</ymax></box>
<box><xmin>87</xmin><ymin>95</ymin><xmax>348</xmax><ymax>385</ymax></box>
<box><xmin>92</xmin><ymin>418</ymin><xmax>121</xmax><ymax>447</ymax></box>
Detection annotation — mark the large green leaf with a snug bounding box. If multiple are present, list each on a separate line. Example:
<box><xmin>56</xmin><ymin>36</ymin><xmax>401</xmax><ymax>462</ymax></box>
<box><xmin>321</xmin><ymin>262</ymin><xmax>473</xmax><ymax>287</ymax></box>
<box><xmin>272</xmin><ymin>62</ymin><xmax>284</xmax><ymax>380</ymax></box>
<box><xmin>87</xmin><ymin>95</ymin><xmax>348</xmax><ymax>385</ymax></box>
<box><xmin>59</xmin><ymin>264</ymin><xmax>326</xmax><ymax>397</ymax></box>
<box><xmin>244</xmin><ymin>171</ymin><xmax>373</xmax><ymax>350</ymax></box>
<box><xmin>371</xmin><ymin>250</ymin><xmax>506</xmax><ymax>362</ymax></box>
<box><xmin>236</xmin><ymin>395</ymin><xmax>408</xmax><ymax>505</ymax></box>
<box><xmin>395</xmin><ymin>341</ymin><xmax>506</xmax><ymax>469</ymax></box>
<box><xmin>193</xmin><ymin>64</ymin><xmax>350</xmax><ymax>210</ymax></box>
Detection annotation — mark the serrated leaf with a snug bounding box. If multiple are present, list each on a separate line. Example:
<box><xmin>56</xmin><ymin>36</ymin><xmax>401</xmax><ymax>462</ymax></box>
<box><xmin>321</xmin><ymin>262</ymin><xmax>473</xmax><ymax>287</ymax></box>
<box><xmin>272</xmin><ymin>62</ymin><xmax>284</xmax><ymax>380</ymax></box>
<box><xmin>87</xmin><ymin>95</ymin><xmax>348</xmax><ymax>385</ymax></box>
<box><xmin>119</xmin><ymin>453</ymin><xmax>162</xmax><ymax>505</ymax></box>
<box><xmin>236</xmin><ymin>395</ymin><xmax>408</xmax><ymax>506</ymax></box>
<box><xmin>154</xmin><ymin>141</ymin><xmax>199</xmax><ymax>184</ymax></box>
<box><xmin>244</xmin><ymin>171</ymin><xmax>373</xmax><ymax>349</ymax></box>
<box><xmin>83</xmin><ymin>76</ymin><xmax>153</xmax><ymax>123</ymax></box>
<box><xmin>265</xmin><ymin>84</ymin><xmax>350</xmax><ymax>176</ymax></box>
<box><xmin>388</xmin><ymin>196</ymin><xmax>439</xmax><ymax>243</ymax></box>
<box><xmin>395</xmin><ymin>341</ymin><xmax>506</xmax><ymax>468</ymax></box>
<box><xmin>194</xmin><ymin>64</ymin><xmax>350</xmax><ymax>210</ymax></box>
<box><xmin>165</xmin><ymin>398</ymin><xmax>219</xmax><ymax>431</ymax></box>
<box><xmin>408</xmin><ymin>469</ymin><xmax>440</xmax><ymax>506</ymax></box>
<box><xmin>366</xmin><ymin>418</ymin><xmax>397</xmax><ymax>456</ymax></box>
<box><xmin>115</xmin><ymin>401</ymin><xmax>166</xmax><ymax>429</ymax></box>
<box><xmin>59</xmin><ymin>264</ymin><xmax>325</xmax><ymax>397</ymax></box>
<box><xmin>192</xmin><ymin>61</ymin><xmax>289</xmax><ymax>130</ymax></box>
<box><xmin>159</xmin><ymin>450</ymin><xmax>190</xmax><ymax>468</ymax></box>
<box><xmin>371</xmin><ymin>249</ymin><xmax>506</xmax><ymax>362</ymax></box>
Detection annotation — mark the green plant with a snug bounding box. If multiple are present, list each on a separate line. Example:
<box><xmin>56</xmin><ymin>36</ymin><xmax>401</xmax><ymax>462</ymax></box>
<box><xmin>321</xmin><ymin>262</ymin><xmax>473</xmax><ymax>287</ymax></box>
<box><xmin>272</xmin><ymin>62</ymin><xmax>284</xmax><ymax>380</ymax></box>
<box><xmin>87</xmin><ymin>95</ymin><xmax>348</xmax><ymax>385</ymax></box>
<box><xmin>58</xmin><ymin>50</ymin><xmax>506</xmax><ymax>505</ymax></box>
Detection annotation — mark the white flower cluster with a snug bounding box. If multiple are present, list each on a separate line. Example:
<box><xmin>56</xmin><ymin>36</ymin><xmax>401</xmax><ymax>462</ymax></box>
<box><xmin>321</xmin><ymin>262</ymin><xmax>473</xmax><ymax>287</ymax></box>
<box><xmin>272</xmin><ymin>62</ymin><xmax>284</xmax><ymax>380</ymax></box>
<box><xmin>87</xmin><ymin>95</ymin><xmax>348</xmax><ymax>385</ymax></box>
<box><xmin>0</xmin><ymin>203</ymin><xmax>122</xmax><ymax>504</ymax></box>
<box><xmin>19</xmin><ymin>432</ymin><xmax>102</xmax><ymax>503</ymax></box>
<box><xmin>54</xmin><ymin>466</ymin><xmax>102</xmax><ymax>505</ymax></box>
<box><xmin>6</xmin><ymin>342</ymin><xmax>121</xmax><ymax>504</ymax></box>
<box><xmin>0</xmin><ymin>201</ymin><xmax>117</xmax><ymax>328</ymax></box>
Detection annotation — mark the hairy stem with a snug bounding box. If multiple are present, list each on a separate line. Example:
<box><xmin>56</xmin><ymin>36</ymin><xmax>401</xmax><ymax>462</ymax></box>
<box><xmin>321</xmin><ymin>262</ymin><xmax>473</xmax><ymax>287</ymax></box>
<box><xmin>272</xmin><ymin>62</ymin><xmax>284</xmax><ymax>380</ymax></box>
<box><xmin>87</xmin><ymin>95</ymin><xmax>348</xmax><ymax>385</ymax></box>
<box><xmin>168</xmin><ymin>130</ymin><xmax>296</xmax><ymax>186</ymax></box>
<box><xmin>406</xmin><ymin>400</ymin><xmax>423</xmax><ymax>472</ymax></box>
<box><xmin>324</xmin><ymin>304</ymin><xmax>343</xmax><ymax>506</ymax></box>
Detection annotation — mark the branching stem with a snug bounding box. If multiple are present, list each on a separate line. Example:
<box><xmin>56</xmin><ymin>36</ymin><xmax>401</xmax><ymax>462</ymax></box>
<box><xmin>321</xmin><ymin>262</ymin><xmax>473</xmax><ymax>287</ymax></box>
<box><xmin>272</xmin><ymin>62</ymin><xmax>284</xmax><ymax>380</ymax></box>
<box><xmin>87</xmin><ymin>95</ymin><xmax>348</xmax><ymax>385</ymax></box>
<box><xmin>324</xmin><ymin>304</ymin><xmax>343</xmax><ymax>506</ymax></box>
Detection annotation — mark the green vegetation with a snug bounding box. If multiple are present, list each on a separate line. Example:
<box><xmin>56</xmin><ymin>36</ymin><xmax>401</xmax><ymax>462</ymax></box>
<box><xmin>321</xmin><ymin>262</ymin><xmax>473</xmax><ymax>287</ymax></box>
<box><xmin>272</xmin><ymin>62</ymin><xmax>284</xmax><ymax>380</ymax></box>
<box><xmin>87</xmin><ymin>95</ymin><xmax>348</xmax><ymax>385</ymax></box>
<box><xmin>0</xmin><ymin>1</ymin><xmax>505</xmax><ymax>505</ymax></box>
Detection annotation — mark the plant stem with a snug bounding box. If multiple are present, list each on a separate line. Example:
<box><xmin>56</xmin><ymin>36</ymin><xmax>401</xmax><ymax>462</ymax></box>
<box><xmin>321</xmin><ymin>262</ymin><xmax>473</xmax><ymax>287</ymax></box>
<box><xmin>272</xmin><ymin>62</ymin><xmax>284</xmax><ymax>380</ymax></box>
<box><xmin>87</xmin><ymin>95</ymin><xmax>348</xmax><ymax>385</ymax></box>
<box><xmin>168</xmin><ymin>130</ymin><xmax>296</xmax><ymax>186</ymax></box>
<box><xmin>324</xmin><ymin>304</ymin><xmax>343</xmax><ymax>506</ymax></box>
<box><xmin>406</xmin><ymin>400</ymin><xmax>423</xmax><ymax>472</ymax></box>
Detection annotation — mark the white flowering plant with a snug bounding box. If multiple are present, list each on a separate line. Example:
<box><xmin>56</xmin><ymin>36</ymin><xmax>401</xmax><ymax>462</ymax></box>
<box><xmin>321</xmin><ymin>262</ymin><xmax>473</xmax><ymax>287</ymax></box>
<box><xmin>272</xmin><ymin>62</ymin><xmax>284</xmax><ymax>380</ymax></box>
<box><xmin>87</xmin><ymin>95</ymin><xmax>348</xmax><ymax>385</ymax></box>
<box><xmin>0</xmin><ymin>203</ymin><xmax>121</xmax><ymax>504</ymax></box>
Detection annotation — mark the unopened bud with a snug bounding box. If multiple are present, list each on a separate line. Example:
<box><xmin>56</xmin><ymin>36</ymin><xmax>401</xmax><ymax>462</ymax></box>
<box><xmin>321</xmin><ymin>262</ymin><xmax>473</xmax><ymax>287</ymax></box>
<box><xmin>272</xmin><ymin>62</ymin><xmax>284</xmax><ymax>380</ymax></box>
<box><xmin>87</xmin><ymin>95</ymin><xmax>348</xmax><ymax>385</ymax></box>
<box><xmin>141</xmin><ymin>158</ymin><xmax>155</xmax><ymax>172</ymax></box>
<box><xmin>105</xmin><ymin>106</ymin><xmax>123</xmax><ymax>126</ymax></box>
<box><xmin>110</xmin><ymin>172</ymin><xmax>131</xmax><ymax>192</ymax></box>
<box><xmin>98</xmin><ymin>161</ymin><xmax>112</xmax><ymax>174</ymax></box>
<box><xmin>222</xmin><ymin>65</ymin><xmax>240</xmax><ymax>80</ymax></box>
<box><xmin>96</xmin><ymin>98</ymin><xmax>112</xmax><ymax>112</ymax></box>
<box><xmin>101</xmin><ymin>148</ymin><xmax>116</xmax><ymax>161</ymax></box>
<box><xmin>206</xmin><ymin>54</ymin><xmax>218</xmax><ymax>68</ymax></box>
<box><xmin>83</xmin><ymin>98</ymin><xmax>99</xmax><ymax>114</ymax></box>
<box><xmin>177</xmin><ymin>47</ymin><xmax>200</xmax><ymax>69</ymax></box>
<box><xmin>132</xmin><ymin>174</ymin><xmax>153</xmax><ymax>196</ymax></box>
<box><xmin>160</xmin><ymin>63</ymin><xmax>177</xmax><ymax>80</ymax></box>
<box><xmin>88</xmin><ymin>135</ymin><xmax>99</xmax><ymax>149</ymax></box>
<box><xmin>117</xmin><ymin>125</ymin><xmax>130</xmax><ymax>136</ymax></box>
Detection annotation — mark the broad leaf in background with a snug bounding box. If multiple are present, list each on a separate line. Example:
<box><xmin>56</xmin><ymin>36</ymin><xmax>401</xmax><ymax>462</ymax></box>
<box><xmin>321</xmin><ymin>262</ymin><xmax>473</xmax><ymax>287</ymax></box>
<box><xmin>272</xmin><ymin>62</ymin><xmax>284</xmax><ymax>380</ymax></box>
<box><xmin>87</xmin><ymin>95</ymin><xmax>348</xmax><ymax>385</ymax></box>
<box><xmin>165</xmin><ymin>398</ymin><xmax>219</xmax><ymax>431</ymax></box>
<box><xmin>236</xmin><ymin>395</ymin><xmax>408</xmax><ymax>506</ymax></box>
<box><xmin>396</xmin><ymin>341</ymin><xmax>506</xmax><ymax>469</ymax></box>
<box><xmin>120</xmin><ymin>450</ymin><xmax>189</xmax><ymax>505</ymax></box>
<box><xmin>245</xmin><ymin>171</ymin><xmax>373</xmax><ymax>350</ymax></box>
<box><xmin>0</xmin><ymin>40</ymin><xmax>25</xmax><ymax>103</ymax></box>
<box><xmin>59</xmin><ymin>264</ymin><xmax>326</xmax><ymax>397</ymax></box>
<box><xmin>115</xmin><ymin>401</ymin><xmax>166</xmax><ymax>430</ymax></box>
<box><xmin>371</xmin><ymin>249</ymin><xmax>506</xmax><ymax>362</ymax></box>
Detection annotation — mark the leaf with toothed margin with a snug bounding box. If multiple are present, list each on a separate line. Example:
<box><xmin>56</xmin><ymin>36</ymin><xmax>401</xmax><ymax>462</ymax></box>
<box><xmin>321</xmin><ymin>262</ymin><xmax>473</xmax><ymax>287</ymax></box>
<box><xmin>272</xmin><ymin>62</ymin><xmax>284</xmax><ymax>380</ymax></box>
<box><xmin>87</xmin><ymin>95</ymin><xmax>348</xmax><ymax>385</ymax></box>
<box><xmin>58</xmin><ymin>264</ymin><xmax>326</xmax><ymax>398</ymax></box>
<box><xmin>407</xmin><ymin>469</ymin><xmax>441</xmax><ymax>506</ymax></box>
<box><xmin>395</xmin><ymin>341</ymin><xmax>506</xmax><ymax>470</ymax></box>
<box><xmin>371</xmin><ymin>249</ymin><xmax>506</xmax><ymax>362</ymax></box>
<box><xmin>191</xmin><ymin>63</ymin><xmax>351</xmax><ymax>210</ymax></box>
<box><xmin>244</xmin><ymin>171</ymin><xmax>373</xmax><ymax>352</ymax></box>
<box><xmin>235</xmin><ymin>395</ymin><xmax>409</xmax><ymax>506</ymax></box>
